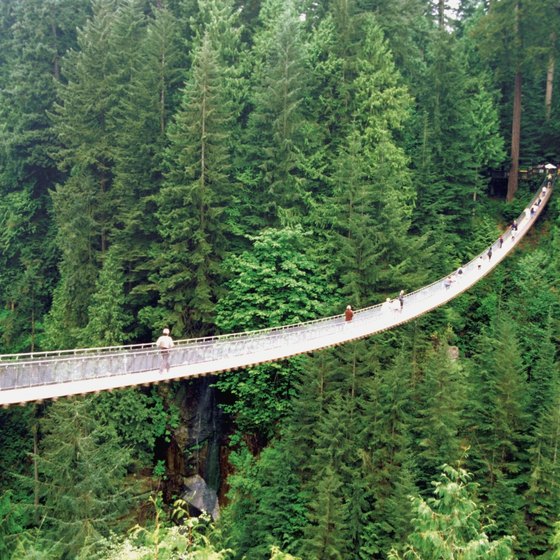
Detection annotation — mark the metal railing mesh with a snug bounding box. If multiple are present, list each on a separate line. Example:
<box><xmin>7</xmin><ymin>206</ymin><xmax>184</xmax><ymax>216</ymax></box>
<box><xmin>0</xmin><ymin>176</ymin><xmax>554</xmax><ymax>394</ymax></box>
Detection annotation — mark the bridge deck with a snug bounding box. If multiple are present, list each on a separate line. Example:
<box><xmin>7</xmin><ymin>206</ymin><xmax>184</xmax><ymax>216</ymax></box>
<box><xmin>0</xmin><ymin>183</ymin><xmax>553</xmax><ymax>406</ymax></box>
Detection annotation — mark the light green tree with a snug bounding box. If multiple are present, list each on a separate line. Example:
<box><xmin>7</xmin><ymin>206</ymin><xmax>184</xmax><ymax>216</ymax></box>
<box><xmin>389</xmin><ymin>464</ymin><xmax>515</xmax><ymax>559</ymax></box>
<box><xmin>213</xmin><ymin>227</ymin><xmax>335</xmax><ymax>437</ymax></box>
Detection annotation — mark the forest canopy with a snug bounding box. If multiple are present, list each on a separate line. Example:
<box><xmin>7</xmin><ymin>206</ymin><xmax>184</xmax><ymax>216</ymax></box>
<box><xmin>0</xmin><ymin>0</ymin><xmax>560</xmax><ymax>558</ymax></box>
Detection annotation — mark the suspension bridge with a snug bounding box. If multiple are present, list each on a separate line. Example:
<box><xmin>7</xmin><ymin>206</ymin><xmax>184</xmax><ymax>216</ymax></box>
<box><xmin>0</xmin><ymin>180</ymin><xmax>554</xmax><ymax>407</ymax></box>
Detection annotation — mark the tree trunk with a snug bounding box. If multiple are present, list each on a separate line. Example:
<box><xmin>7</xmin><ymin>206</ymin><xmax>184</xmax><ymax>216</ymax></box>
<box><xmin>507</xmin><ymin>71</ymin><xmax>522</xmax><ymax>202</ymax></box>
<box><xmin>33</xmin><ymin>422</ymin><xmax>39</xmax><ymax>525</ymax></box>
<box><xmin>545</xmin><ymin>33</ymin><xmax>556</xmax><ymax>121</ymax></box>
<box><xmin>438</xmin><ymin>0</ymin><xmax>446</xmax><ymax>29</ymax></box>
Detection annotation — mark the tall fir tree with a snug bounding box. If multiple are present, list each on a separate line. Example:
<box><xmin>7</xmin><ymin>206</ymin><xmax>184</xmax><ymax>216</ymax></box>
<box><xmin>47</xmin><ymin>0</ymin><xmax>148</xmax><ymax>345</ymax></box>
<box><xmin>525</xmin><ymin>368</ymin><xmax>560</xmax><ymax>558</ymax></box>
<box><xmin>412</xmin><ymin>335</ymin><xmax>468</xmax><ymax>492</ymax></box>
<box><xmin>242</xmin><ymin>0</ymin><xmax>313</xmax><ymax>226</ymax></box>
<box><xmin>465</xmin><ymin>314</ymin><xmax>532</xmax><ymax>550</ymax></box>
<box><xmin>389</xmin><ymin>464</ymin><xmax>515</xmax><ymax>560</ymax></box>
<box><xmin>31</xmin><ymin>397</ymin><xmax>136</xmax><ymax>559</ymax></box>
<box><xmin>110</xmin><ymin>4</ymin><xmax>185</xmax><ymax>341</ymax></box>
<box><xmin>0</xmin><ymin>0</ymin><xmax>89</xmax><ymax>352</ymax></box>
<box><xmin>154</xmin><ymin>32</ymin><xmax>235</xmax><ymax>335</ymax></box>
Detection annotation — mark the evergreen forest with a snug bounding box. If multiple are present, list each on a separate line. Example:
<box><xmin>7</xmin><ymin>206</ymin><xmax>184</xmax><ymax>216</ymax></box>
<box><xmin>1</xmin><ymin>0</ymin><xmax>560</xmax><ymax>558</ymax></box>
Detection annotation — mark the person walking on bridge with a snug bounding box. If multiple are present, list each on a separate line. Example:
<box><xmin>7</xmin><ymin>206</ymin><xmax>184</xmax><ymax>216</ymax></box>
<box><xmin>156</xmin><ymin>328</ymin><xmax>174</xmax><ymax>374</ymax></box>
<box><xmin>345</xmin><ymin>305</ymin><xmax>354</xmax><ymax>322</ymax></box>
<box><xmin>398</xmin><ymin>290</ymin><xmax>405</xmax><ymax>311</ymax></box>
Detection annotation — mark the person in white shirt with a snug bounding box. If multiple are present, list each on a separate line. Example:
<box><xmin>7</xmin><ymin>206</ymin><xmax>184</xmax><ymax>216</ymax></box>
<box><xmin>156</xmin><ymin>328</ymin><xmax>174</xmax><ymax>373</ymax></box>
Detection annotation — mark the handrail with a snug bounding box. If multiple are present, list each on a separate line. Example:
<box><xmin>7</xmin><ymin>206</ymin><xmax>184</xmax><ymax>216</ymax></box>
<box><xmin>0</xmin><ymin>177</ymin><xmax>552</xmax><ymax>365</ymax></box>
<box><xmin>0</xmin><ymin>176</ymin><xmax>554</xmax><ymax>405</ymax></box>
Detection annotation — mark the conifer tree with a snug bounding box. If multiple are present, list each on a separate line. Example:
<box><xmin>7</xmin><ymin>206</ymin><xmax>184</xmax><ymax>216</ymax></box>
<box><xmin>525</xmin><ymin>372</ymin><xmax>560</xmax><ymax>557</ymax></box>
<box><xmin>48</xmin><ymin>0</ymin><xmax>148</xmax><ymax>340</ymax></box>
<box><xmin>412</xmin><ymin>31</ymin><xmax>490</xmax><ymax>241</ymax></box>
<box><xmin>389</xmin><ymin>464</ymin><xmax>515</xmax><ymax>559</ymax></box>
<box><xmin>413</xmin><ymin>336</ymin><xmax>468</xmax><ymax>491</ymax></box>
<box><xmin>80</xmin><ymin>247</ymin><xmax>130</xmax><ymax>347</ymax></box>
<box><xmin>221</xmin><ymin>442</ymin><xmax>307</xmax><ymax>559</ymax></box>
<box><xmin>298</xmin><ymin>465</ymin><xmax>350</xmax><ymax>560</ymax></box>
<box><xmin>155</xmin><ymin>32</ymin><xmax>234</xmax><ymax>335</ymax></box>
<box><xmin>0</xmin><ymin>0</ymin><xmax>89</xmax><ymax>351</ymax></box>
<box><xmin>110</xmin><ymin>4</ymin><xmax>185</xmax><ymax>341</ymax></box>
<box><xmin>32</xmin><ymin>397</ymin><xmax>136</xmax><ymax>559</ymax></box>
<box><xmin>358</xmin><ymin>351</ymin><xmax>417</xmax><ymax>557</ymax></box>
<box><xmin>242</xmin><ymin>0</ymin><xmax>312</xmax><ymax>226</ymax></box>
<box><xmin>465</xmin><ymin>315</ymin><xmax>531</xmax><ymax>546</ymax></box>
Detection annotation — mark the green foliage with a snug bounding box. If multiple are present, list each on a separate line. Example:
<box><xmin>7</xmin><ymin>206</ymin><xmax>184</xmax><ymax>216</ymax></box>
<box><xmin>220</xmin><ymin>443</ymin><xmax>307</xmax><ymax>559</ymax></box>
<box><xmin>80</xmin><ymin>247</ymin><xmax>131</xmax><ymax>346</ymax></box>
<box><xmin>0</xmin><ymin>1</ymin><xmax>560</xmax><ymax>559</ymax></box>
<box><xmin>243</xmin><ymin>0</ymin><xmax>313</xmax><ymax>225</ymax></box>
<box><xmin>92</xmin><ymin>495</ymin><xmax>231</xmax><ymax>559</ymax></box>
<box><xmin>214</xmin><ymin>227</ymin><xmax>335</xmax><ymax>436</ymax></box>
<box><xmin>413</xmin><ymin>336</ymin><xmax>468</xmax><ymax>491</ymax></box>
<box><xmin>31</xmin><ymin>397</ymin><xmax>138</xmax><ymax>559</ymax></box>
<box><xmin>389</xmin><ymin>464</ymin><xmax>515</xmax><ymax>559</ymax></box>
<box><xmin>88</xmin><ymin>388</ymin><xmax>180</xmax><ymax>466</ymax></box>
<box><xmin>154</xmin><ymin>32</ymin><xmax>236</xmax><ymax>336</ymax></box>
<box><xmin>0</xmin><ymin>491</ymin><xmax>25</xmax><ymax>559</ymax></box>
<box><xmin>525</xmin><ymin>368</ymin><xmax>560</xmax><ymax>557</ymax></box>
<box><xmin>465</xmin><ymin>314</ymin><xmax>532</xmax><ymax>546</ymax></box>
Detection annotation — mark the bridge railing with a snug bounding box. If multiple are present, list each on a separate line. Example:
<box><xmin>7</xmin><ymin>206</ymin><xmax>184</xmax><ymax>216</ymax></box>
<box><xmin>0</xmin><ymin>314</ymin><xmax>346</xmax><ymax>391</ymax></box>
<box><xmin>0</xmin><ymin>177</ymin><xmax>553</xmax><ymax>392</ymax></box>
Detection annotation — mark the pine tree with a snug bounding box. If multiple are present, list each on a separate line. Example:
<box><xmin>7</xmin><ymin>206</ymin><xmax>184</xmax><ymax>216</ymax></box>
<box><xmin>412</xmin><ymin>31</ymin><xmax>489</xmax><ymax>241</ymax></box>
<box><xmin>110</xmin><ymin>4</ymin><xmax>185</xmax><ymax>341</ymax></box>
<box><xmin>242</xmin><ymin>0</ymin><xmax>312</xmax><ymax>226</ymax></box>
<box><xmin>465</xmin><ymin>314</ymin><xmax>532</xmax><ymax>546</ymax></box>
<box><xmin>221</xmin><ymin>442</ymin><xmax>308</xmax><ymax>559</ymax></box>
<box><xmin>48</xmin><ymin>0</ymin><xmax>149</xmax><ymax>339</ymax></box>
<box><xmin>32</xmin><ymin>397</ymin><xmax>136</xmax><ymax>559</ymax></box>
<box><xmin>413</xmin><ymin>336</ymin><xmax>468</xmax><ymax>492</ymax></box>
<box><xmin>80</xmin><ymin>248</ymin><xmax>130</xmax><ymax>347</ymax></box>
<box><xmin>298</xmin><ymin>464</ymin><xmax>350</xmax><ymax>560</ymax></box>
<box><xmin>359</xmin><ymin>351</ymin><xmax>417</xmax><ymax>557</ymax></box>
<box><xmin>155</xmin><ymin>32</ymin><xmax>234</xmax><ymax>335</ymax></box>
<box><xmin>389</xmin><ymin>464</ymin><xmax>515</xmax><ymax>560</ymax></box>
<box><xmin>0</xmin><ymin>0</ymin><xmax>89</xmax><ymax>352</ymax></box>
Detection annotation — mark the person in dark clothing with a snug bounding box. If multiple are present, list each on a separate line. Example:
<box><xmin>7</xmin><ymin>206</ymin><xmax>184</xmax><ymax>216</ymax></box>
<box><xmin>345</xmin><ymin>305</ymin><xmax>354</xmax><ymax>322</ymax></box>
<box><xmin>398</xmin><ymin>290</ymin><xmax>405</xmax><ymax>311</ymax></box>
<box><xmin>487</xmin><ymin>247</ymin><xmax>493</xmax><ymax>261</ymax></box>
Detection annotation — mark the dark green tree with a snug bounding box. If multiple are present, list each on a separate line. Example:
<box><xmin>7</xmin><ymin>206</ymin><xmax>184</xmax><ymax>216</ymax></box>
<box><xmin>358</xmin><ymin>351</ymin><xmax>417</xmax><ymax>557</ymax></box>
<box><xmin>0</xmin><ymin>0</ymin><xmax>89</xmax><ymax>352</ymax></box>
<box><xmin>32</xmin><ymin>397</ymin><xmax>136</xmax><ymax>559</ymax></box>
<box><xmin>80</xmin><ymin>247</ymin><xmax>130</xmax><ymax>347</ymax></box>
<box><xmin>110</xmin><ymin>4</ymin><xmax>185</xmax><ymax>341</ymax></box>
<box><xmin>524</xmin><ymin>360</ymin><xmax>560</xmax><ymax>557</ymax></box>
<box><xmin>242</xmin><ymin>0</ymin><xmax>313</xmax><ymax>226</ymax></box>
<box><xmin>413</xmin><ymin>335</ymin><xmax>468</xmax><ymax>491</ymax></box>
<box><xmin>465</xmin><ymin>314</ymin><xmax>531</xmax><ymax>547</ymax></box>
<box><xmin>154</xmin><ymin>32</ymin><xmax>235</xmax><ymax>336</ymax></box>
<box><xmin>47</xmin><ymin>0</ymin><xmax>148</xmax><ymax>343</ymax></box>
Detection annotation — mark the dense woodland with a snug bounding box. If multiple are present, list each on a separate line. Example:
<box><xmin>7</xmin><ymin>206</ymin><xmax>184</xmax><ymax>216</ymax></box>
<box><xmin>1</xmin><ymin>0</ymin><xmax>560</xmax><ymax>558</ymax></box>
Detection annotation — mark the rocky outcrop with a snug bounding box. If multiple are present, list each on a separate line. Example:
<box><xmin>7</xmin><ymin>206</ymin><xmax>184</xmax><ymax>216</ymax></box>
<box><xmin>182</xmin><ymin>474</ymin><xmax>220</xmax><ymax>520</ymax></box>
